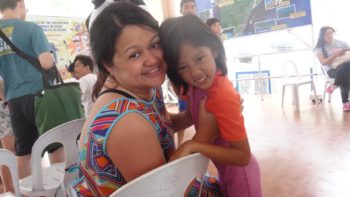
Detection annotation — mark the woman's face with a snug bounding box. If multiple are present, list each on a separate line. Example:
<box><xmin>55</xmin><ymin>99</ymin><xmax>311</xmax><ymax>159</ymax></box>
<box><xmin>106</xmin><ymin>25</ymin><xmax>166</xmax><ymax>96</ymax></box>
<box><xmin>324</xmin><ymin>28</ymin><xmax>334</xmax><ymax>44</ymax></box>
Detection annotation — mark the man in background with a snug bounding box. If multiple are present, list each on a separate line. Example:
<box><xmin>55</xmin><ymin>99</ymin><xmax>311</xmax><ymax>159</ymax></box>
<box><xmin>180</xmin><ymin>0</ymin><xmax>196</xmax><ymax>15</ymax></box>
<box><xmin>0</xmin><ymin>0</ymin><xmax>54</xmax><ymax>178</ymax></box>
<box><xmin>73</xmin><ymin>55</ymin><xmax>97</xmax><ymax>118</ymax></box>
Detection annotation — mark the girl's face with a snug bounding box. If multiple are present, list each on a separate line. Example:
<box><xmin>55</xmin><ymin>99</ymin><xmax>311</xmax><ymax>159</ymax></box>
<box><xmin>177</xmin><ymin>43</ymin><xmax>217</xmax><ymax>90</ymax></box>
<box><xmin>106</xmin><ymin>25</ymin><xmax>166</xmax><ymax>97</ymax></box>
<box><xmin>324</xmin><ymin>28</ymin><xmax>334</xmax><ymax>44</ymax></box>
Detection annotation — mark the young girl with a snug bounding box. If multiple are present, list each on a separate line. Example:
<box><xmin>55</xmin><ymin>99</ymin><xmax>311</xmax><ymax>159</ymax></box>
<box><xmin>160</xmin><ymin>15</ymin><xmax>262</xmax><ymax>197</ymax></box>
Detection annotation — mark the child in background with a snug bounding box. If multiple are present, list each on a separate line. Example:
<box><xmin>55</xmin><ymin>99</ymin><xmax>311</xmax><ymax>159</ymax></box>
<box><xmin>206</xmin><ymin>18</ymin><xmax>223</xmax><ymax>43</ymax></box>
<box><xmin>160</xmin><ymin>15</ymin><xmax>262</xmax><ymax>197</ymax></box>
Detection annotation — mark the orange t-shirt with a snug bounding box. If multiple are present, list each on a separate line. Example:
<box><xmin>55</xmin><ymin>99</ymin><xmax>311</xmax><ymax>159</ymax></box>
<box><xmin>205</xmin><ymin>74</ymin><xmax>247</xmax><ymax>141</ymax></box>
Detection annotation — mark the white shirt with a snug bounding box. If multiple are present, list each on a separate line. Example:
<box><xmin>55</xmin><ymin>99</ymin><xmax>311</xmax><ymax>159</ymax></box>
<box><xmin>79</xmin><ymin>73</ymin><xmax>97</xmax><ymax>117</ymax></box>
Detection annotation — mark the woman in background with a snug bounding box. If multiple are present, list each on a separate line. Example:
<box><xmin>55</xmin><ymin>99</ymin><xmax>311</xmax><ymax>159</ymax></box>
<box><xmin>314</xmin><ymin>26</ymin><xmax>350</xmax><ymax>111</ymax></box>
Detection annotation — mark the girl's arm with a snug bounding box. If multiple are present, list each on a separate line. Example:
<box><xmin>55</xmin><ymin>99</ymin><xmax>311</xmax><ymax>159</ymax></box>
<box><xmin>171</xmin><ymin>99</ymin><xmax>251</xmax><ymax>166</ymax></box>
<box><xmin>106</xmin><ymin>112</ymin><xmax>166</xmax><ymax>181</ymax></box>
<box><xmin>176</xmin><ymin>139</ymin><xmax>251</xmax><ymax>166</ymax></box>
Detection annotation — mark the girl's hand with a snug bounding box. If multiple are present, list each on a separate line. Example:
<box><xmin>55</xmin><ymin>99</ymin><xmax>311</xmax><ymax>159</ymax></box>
<box><xmin>169</xmin><ymin>140</ymin><xmax>197</xmax><ymax>162</ymax></box>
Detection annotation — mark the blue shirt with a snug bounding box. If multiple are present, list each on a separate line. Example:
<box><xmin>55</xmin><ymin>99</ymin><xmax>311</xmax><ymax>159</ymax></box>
<box><xmin>0</xmin><ymin>19</ymin><xmax>50</xmax><ymax>100</ymax></box>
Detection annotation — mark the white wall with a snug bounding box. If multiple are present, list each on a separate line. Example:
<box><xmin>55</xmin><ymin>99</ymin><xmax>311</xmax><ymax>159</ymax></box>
<box><xmin>311</xmin><ymin>0</ymin><xmax>350</xmax><ymax>43</ymax></box>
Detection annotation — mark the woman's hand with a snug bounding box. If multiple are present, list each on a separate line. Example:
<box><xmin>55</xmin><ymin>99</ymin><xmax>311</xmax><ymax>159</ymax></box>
<box><xmin>335</xmin><ymin>49</ymin><xmax>346</xmax><ymax>57</ymax></box>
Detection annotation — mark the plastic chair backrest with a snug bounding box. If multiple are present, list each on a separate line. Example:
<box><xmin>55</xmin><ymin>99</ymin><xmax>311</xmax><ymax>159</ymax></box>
<box><xmin>110</xmin><ymin>153</ymin><xmax>209</xmax><ymax>197</ymax></box>
<box><xmin>282</xmin><ymin>60</ymin><xmax>301</xmax><ymax>81</ymax></box>
<box><xmin>0</xmin><ymin>149</ymin><xmax>21</xmax><ymax>197</ymax></box>
<box><xmin>30</xmin><ymin>118</ymin><xmax>85</xmax><ymax>191</ymax></box>
<box><xmin>320</xmin><ymin>65</ymin><xmax>333</xmax><ymax>80</ymax></box>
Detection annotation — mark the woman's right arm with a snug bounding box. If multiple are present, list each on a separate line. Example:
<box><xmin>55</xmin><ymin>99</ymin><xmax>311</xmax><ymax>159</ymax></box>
<box><xmin>106</xmin><ymin>112</ymin><xmax>166</xmax><ymax>182</ymax></box>
<box><xmin>317</xmin><ymin>48</ymin><xmax>346</xmax><ymax>65</ymax></box>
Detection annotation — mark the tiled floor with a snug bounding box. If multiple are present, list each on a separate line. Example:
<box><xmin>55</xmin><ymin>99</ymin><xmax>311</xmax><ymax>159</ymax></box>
<box><xmin>168</xmin><ymin>92</ymin><xmax>350</xmax><ymax>197</ymax></box>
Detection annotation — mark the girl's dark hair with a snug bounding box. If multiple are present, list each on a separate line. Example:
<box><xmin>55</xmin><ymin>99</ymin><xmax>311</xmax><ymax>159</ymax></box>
<box><xmin>314</xmin><ymin>26</ymin><xmax>335</xmax><ymax>49</ymax></box>
<box><xmin>90</xmin><ymin>2</ymin><xmax>159</xmax><ymax>99</ymax></box>
<box><xmin>160</xmin><ymin>14</ymin><xmax>227</xmax><ymax>94</ymax></box>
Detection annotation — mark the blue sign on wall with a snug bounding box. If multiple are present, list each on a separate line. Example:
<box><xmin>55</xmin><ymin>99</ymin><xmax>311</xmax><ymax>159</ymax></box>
<box><xmin>198</xmin><ymin>0</ymin><xmax>312</xmax><ymax>37</ymax></box>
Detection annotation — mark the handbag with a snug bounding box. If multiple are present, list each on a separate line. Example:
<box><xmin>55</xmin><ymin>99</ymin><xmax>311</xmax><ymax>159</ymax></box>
<box><xmin>0</xmin><ymin>29</ymin><xmax>84</xmax><ymax>141</ymax></box>
<box><xmin>331</xmin><ymin>51</ymin><xmax>350</xmax><ymax>69</ymax></box>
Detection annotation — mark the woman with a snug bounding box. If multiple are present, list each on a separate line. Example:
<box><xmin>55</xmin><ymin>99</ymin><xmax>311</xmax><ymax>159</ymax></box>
<box><xmin>73</xmin><ymin>2</ymin><xmax>175</xmax><ymax>196</ymax></box>
<box><xmin>314</xmin><ymin>26</ymin><xmax>350</xmax><ymax>111</ymax></box>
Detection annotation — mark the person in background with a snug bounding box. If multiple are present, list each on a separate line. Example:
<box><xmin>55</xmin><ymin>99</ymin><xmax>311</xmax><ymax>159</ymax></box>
<box><xmin>67</xmin><ymin>61</ymin><xmax>79</xmax><ymax>80</ymax></box>
<box><xmin>314</xmin><ymin>26</ymin><xmax>350</xmax><ymax>111</ymax></box>
<box><xmin>180</xmin><ymin>0</ymin><xmax>196</xmax><ymax>15</ymax></box>
<box><xmin>73</xmin><ymin>55</ymin><xmax>97</xmax><ymax>117</ymax></box>
<box><xmin>206</xmin><ymin>17</ymin><xmax>224</xmax><ymax>43</ymax></box>
<box><xmin>0</xmin><ymin>79</ymin><xmax>15</xmax><ymax>195</ymax></box>
<box><xmin>160</xmin><ymin>14</ymin><xmax>262</xmax><ymax>197</ymax></box>
<box><xmin>0</xmin><ymin>0</ymin><xmax>54</xmax><ymax>178</ymax></box>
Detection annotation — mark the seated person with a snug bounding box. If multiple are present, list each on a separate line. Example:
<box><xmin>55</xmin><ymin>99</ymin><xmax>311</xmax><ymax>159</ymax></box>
<box><xmin>73</xmin><ymin>55</ymin><xmax>97</xmax><ymax>117</ymax></box>
<box><xmin>314</xmin><ymin>26</ymin><xmax>350</xmax><ymax>111</ymax></box>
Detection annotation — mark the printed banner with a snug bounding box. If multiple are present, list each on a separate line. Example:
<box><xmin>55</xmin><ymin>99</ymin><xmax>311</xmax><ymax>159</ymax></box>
<box><xmin>27</xmin><ymin>16</ymin><xmax>90</xmax><ymax>78</ymax></box>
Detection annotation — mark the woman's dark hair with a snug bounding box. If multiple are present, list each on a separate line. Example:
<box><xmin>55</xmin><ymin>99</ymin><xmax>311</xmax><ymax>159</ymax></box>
<box><xmin>90</xmin><ymin>2</ymin><xmax>159</xmax><ymax>99</ymax></box>
<box><xmin>314</xmin><ymin>26</ymin><xmax>335</xmax><ymax>49</ymax></box>
<box><xmin>160</xmin><ymin>14</ymin><xmax>227</xmax><ymax>94</ymax></box>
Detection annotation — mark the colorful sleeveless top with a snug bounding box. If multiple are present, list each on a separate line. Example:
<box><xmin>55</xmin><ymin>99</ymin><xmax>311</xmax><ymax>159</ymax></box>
<box><xmin>73</xmin><ymin>88</ymin><xmax>175</xmax><ymax>196</ymax></box>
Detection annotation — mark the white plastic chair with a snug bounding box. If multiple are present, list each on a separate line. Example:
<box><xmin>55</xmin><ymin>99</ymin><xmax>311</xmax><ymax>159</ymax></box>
<box><xmin>19</xmin><ymin>118</ymin><xmax>85</xmax><ymax>197</ymax></box>
<box><xmin>281</xmin><ymin>60</ymin><xmax>318</xmax><ymax>111</ymax></box>
<box><xmin>0</xmin><ymin>149</ymin><xmax>21</xmax><ymax>197</ymax></box>
<box><xmin>321</xmin><ymin>66</ymin><xmax>336</xmax><ymax>103</ymax></box>
<box><xmin>110</xmin><ymin>153</ymin><xmax>209</xmax><ymax>197</ymax></box>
